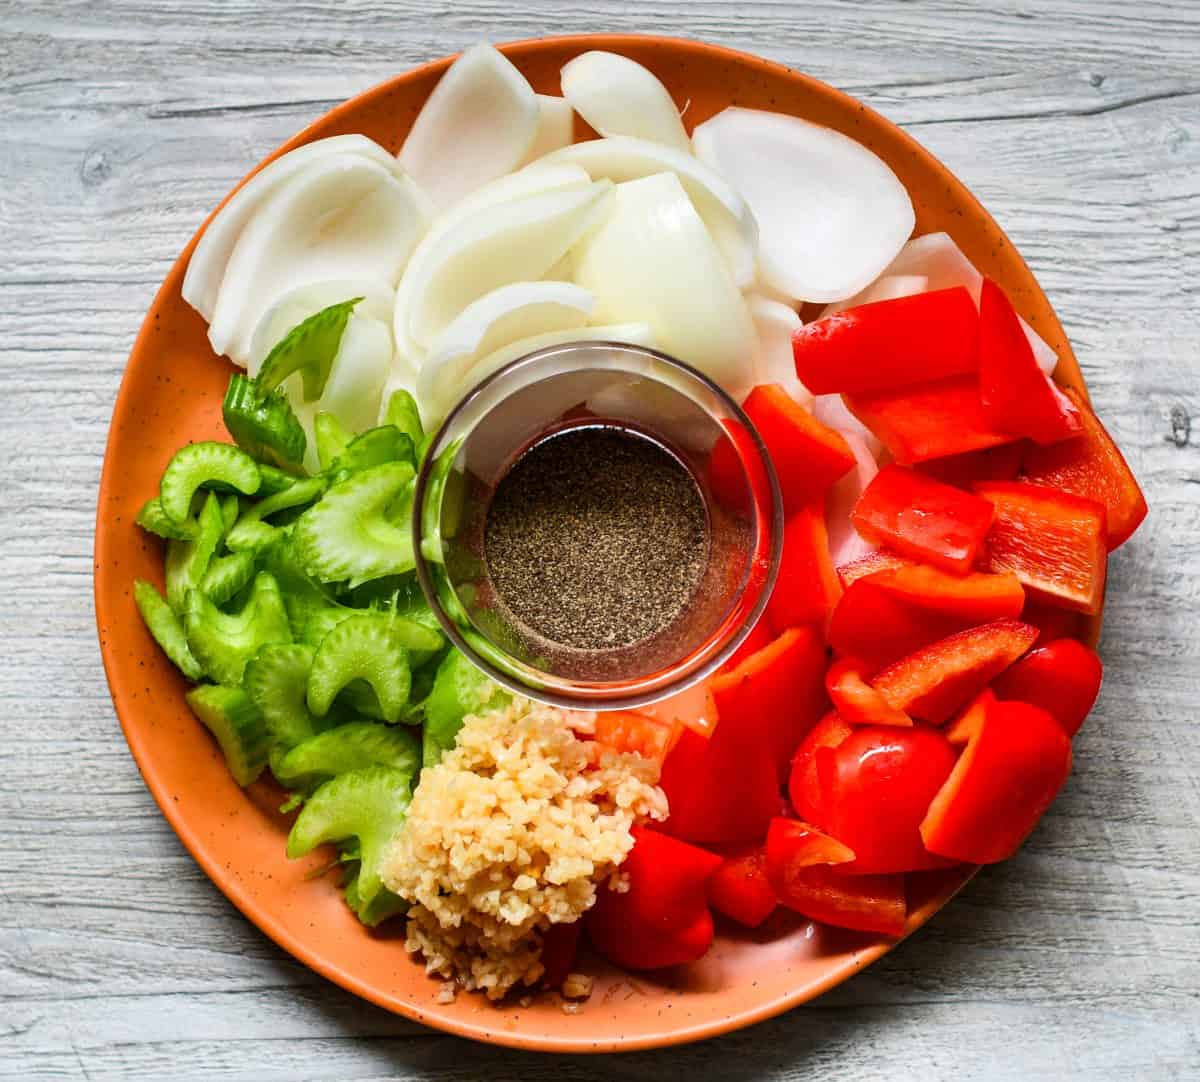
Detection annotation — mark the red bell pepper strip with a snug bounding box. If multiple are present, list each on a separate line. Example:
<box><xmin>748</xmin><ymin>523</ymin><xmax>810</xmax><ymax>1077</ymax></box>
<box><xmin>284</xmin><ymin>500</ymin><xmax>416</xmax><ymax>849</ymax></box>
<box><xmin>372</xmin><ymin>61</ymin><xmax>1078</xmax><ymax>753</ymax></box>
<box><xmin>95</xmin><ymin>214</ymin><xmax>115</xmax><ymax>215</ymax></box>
<box><xmin>792</xmin><ymin>286</ymin><xmax>979</xmax><ymax>395</ymax></box>
<box><xmin>765</xmin><ymin>819</ymin><xmax>906</xmax><ymax>935</ymax></box>
<box><xmin>825</xmin><ymin>657</ymin><xmax>912</xmax><ymax>727</ymax></box>
<box><xmin>539</xmin><ymin>921</ymin><xmax>583</xmax><ymax>988</ymax></box>
<box><xmin>871</xmin><ymin>618</ymin><xmax>1039</xmax><ymax>725</ymax></box>
<box><xmin>711</xmin><ymin>625</ymin><xmax>828</xmax><ymax>783</ymax></box>
<box><xmin>852</xmin><ymin>464</ymin><xmax>995</xmax><ymax>574</ymax></box>
<box><xmin>977</xmin><ymin>278</ymin><xmax>1082</xmax><ymax>445</ymax></box>
<box><xmin>974</xmin><ymin>481</ymin><xmax>1108</xmax><ymax>615</ymax></box>
<box><xmin>639</xmin><ymin>681</ymin><xmax>719</xmax><ymax>739</ymax></box>
<box><xmin>719</xmin><ymin>617</ymin><xmax>775</xmax><ymax>675</ymax></box>
<box><xmin>814</xmin><ymin>725</ymin><xmax>959</xmax><ymax>874</ymax></box>
<box><xmin>743</xmin><ymin>384</ymin><xmax>857</xmax><ymax>513</ymax></box>
<box><xmin>920</xmin><ymin>698</ymin><xmax>1072</xmax><ymax>864</ymax></box>
<box><xmin>992</xmin><ymin>638</ymin><xmax>1103</xmax><ymax>738</ymax></box>
<box><xmin>593</xmin><ymin>710</ymin><xmax>681</xmax><ymax>766</ymax></box>
<box><xmin>915</xmin><ymin>440</ymin><xmax>1025</xmax><ymax>490</ymax></box>
<box><xmin>1022</xmin><ymin>386</ymin><xmax>1147</xmax><ymax>549</ymax></box>
<box><xmin>765</xmin><ymin>505</ymin><xmax>842</xmax><ymax>633</ymax></box>
<box><xmin>709</xmin><ymin>417</ymin><xmax>772</xmax><ymax>520</ymax></box>
<box><xmin>844</xmin><ymin>375</ymin><xmax>1016</xmax><ymax>464</ymax></box>
<box><xmin>837</xmin><ymin>550</ymin><xmax>909</xmax><ymax>588</ymax></box>
<box><xmin>869</xmin><ymin>562</ymin><xmax>1026</xmax><ymax>622</ymax></box>
<box><xmin>707</xmin><ymin>845</ymin><xmax>778</xmax><ymax>928</ymax></box>
<box><xmin>1021</xmin><ymin>597</ymin><xmax>1087</xmax><ymax>645</ymax></box>
<box><xmin>944</xmin><ymin>689</ymin><xmax>994</xmax><ymax>747</ymax></box>
<box><xmin>587</xmin><ymin>827</ymin><xmax>721</xmax><ymax>970</ymax></box>
<box><xmin>787</xmin><ymin>713</ymin><xmax>854</xmax><ymax>824</ymax></box>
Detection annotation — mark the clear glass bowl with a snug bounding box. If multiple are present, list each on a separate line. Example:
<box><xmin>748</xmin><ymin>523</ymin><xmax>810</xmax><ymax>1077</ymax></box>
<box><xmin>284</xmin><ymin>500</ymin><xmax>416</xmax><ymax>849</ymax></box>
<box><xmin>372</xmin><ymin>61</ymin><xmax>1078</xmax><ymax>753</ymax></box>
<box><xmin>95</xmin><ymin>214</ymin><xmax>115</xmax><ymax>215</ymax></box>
<box><xmin>411</xmin><ymin>341</ymin><xmax>782</xmax><ymax>709</ymax></box>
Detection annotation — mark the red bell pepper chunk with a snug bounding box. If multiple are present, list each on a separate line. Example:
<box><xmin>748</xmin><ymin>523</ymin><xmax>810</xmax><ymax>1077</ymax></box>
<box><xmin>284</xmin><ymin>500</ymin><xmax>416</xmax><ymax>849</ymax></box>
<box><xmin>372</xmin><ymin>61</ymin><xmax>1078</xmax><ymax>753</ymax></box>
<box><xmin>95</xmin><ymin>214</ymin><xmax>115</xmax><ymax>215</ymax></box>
<box><xmin>639</xmin><ymin>681</ymin><xmax>719</xmax><ymax>739</ymax></box>
<box><xmin>743</xmin><ymin>384</ymin><xmax>857</xmax><ymax>513</ymax></box>
<box><xmin>869</xmin><ymin>562</ymin><xmax>1026</xmax><ymax>622</ymax></box>
<box><xmin>837</xmin><ymin>550</ymin><xmax>909</xmax><ymax>588</ymax></box>
<box><xmin>765</xmin><ymin>504</ymin><xmax>842</xmax><ymax>633</ymax></box>
<box><xmin>1022</xmin><ymin>386</ymin><xmax>1147</xmax><ymax>549</ymax></box>
<box><xmin>975</xmin><ymin>481</ymin><xmax>1108</xmax><ymax>615</ymax></box>
<box><xmin>707</xmin><ymin>845</ymin><xmax>778</xmax><ymax>928</ymax></box>
<box><xmin>852</xmin><ymin>464</ymin><xmax>995</xmax><ymax>574</ymax></box>
<box><xmin>719</xmin><ymin>617</ymin><xmax>775</xmax><ymax>675</ymax></box>
<box><xmin>978</xmin><ymin>278</ymin><xmax>1082</xmax><ymax>445</ymax></box>
<box><xmin>787</xmin><ymin>712</ymin><xmax>854</xmax><ymax>823</ymax></box>
<box><xmin>992</xmin><ymin>638</ymin><xmax>1103</xmax><ymax>738</ymax></box>
<box><xmin>539</xmin><ymin>921</ymin><xmax>583</xmax><ymax>988</ymax></box>
<box><xmin>1021</xmin><ymin>597</ymin><xmax>1087</xmax><ymax>645</ymax></box>
<box><xmin>944</xmin><ymin>689</ymin><xmax>994</xmax><ymax>747</ymax></box>
<box><xmin>825</xmin><ymin>657</ymin><xmax>912</xmax><ymax>727</ymax></box>
<box><xmin>915</xmin><ymin>440</ymin><xmax>1025</xmax><ymax>490</ymax></box>
<box><xmin>709</xmin><ymin>417</ymin><xmax>772</xmax><ymax>520</ymax></box>
<box><xmin>587</xmin><ymin>827</ymin><xmax>721</xmax><ymax>971</ymax></box>
<box><xmin>920</xmin><ymin>698</ymin><xmax>1072</xmax><ymax>864</ymax></box>
<box><xmin>871</xmin><ymin>618</ymin><xmax>1040</xmax><ymax>725</ymax></box>
<box><xmin>593</xmin><ymin>710</ymin><xmax>681</xmax><ymax>766</ymax></box>
<box><xmin>792</xmin><ymin>286</ymin><xmax>979</xmax><ymax>395</ymax></box>
<box><xmin>766</xmin><ymin>819</ymin><xmax>906</xmax><ymax>935</ymax></box>
<box><xmin>844</xmin><ymin>375</ymin><xmax>1016</xmax><ymax>464</ymax></box>
<box><xmin>815</xmin><ymin>725</ymin><xmax>959</xmax><ymax>874</ymax></box>
<box><xmin>711</xmin><ymin>625</ymin><xmax>828</xmax><ymax>783</ymax></box>
<box><xmin>830</xmin><ymin>578</ymin><xmax>967</xmax><ymax>669</ymax></box>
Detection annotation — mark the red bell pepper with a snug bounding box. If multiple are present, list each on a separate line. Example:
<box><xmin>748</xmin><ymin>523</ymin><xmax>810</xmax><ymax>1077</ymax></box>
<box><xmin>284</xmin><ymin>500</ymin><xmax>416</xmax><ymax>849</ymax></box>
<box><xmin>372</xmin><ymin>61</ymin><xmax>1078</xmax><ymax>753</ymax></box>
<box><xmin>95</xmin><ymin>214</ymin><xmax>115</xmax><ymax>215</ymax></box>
<box><xmin>792</xmin><ymin>286</ymin><xmax>979</xmax><ymax>395</ymax></box>
<box><xmin>944</xmin><ymin>689</ymin><xmax>993</xmax><ymax>747</ymax></box>
<box><xmin>639</xmin><ymin>681</ymin><xmax>719</xmax><ymax>739</ymax></box>
<box><xmin>719</xmin><ymin>617</ymin><xmax>774</xmax><ymax>674</ymax></box>
<box><xmin>1021</xmin><ymin>597</ymin><xmax>1087</xmax><ymax>645</ymax></box>
<box><xmin>825</xmin><ymin>657</ymin><xmax>912</xmax><ymax>727</ymax></box>
<box><xmin>871</xmin><ymin>618</ymin><xmax>1039</xmax><ymax>725</ymax></box>
<box><xmin>992</xmin><ymin>638</ymin><xmax>1103</xmax><ymax>738</ymax></box>
<box><xmin>921</xmin><ymin>698</ymin><xmax>1072</xmax><ymax>864</ymax></box>
<box><xmin>765</xmin><ymin>504</ymin><xmax>842</xmax><ymax>633</ymax></box>
<box><xmin>852</xmin><ymin>464</ymin><xmax>995</xmax><ymax>574</ymax></box>
<box><xmin>743</xmin><ymin>384</ymin><xmax>856</xmax><ymax>513</ymax></box>
<box><xmin>707</xmin><ymin>845</ymin><xmax>778</xmax><ymax>928</ymax></box>
<box><xmin>765</xmin><ymin>819</ymin><xmax>906</xmax><ymax>935</ymax></box>
<box><xmin>977</xmin><ymin>278</ymin><xmax>1081</xmax><ymax>445</ymax></box>
<box><xmin>787</xmin><ymin>713</ymin><xmax>854</xmax><ymax>823</ymax></box>
<box><xmin>711</xmin><ymin>625</ymin><xmax>828</xmax><ymax>783</ymax></box>
<box><xmin>593</xmin><ymin>710</ymin><xmax>681</xmax><ymax>766</ymax></box>
<box><xmin>837</xmin><ymin>550</ymin><xmax>909</xmax><ymax>588</ymax></box>
<box><xmin>814</xmin><ymin>725</ymin><xmax>959</xmax><ymax>874</ymax></box>
<box><xmin>1022</xmin><ymin>386</ymin><xmax>1147</xmax><ymax>549</ymax></box>
<box><xmin>539</xmin><ymin>921</ymin><xmax>583</xmax><ymax>988</ymax></box>
<box><xmin>915</xmin><ymin>441</ymin><xmax>1025</xmax><ymax>489</ymax></box>
<box><xmin>870</xmin><ymin>562</ymin><xmax>1026</xmax><ymax>622</ymax></box>
<box><xmin>709</xmin><ymin>417</ymin><xmax>772</xmax><ymax>520</ymax></box>
<box><xmin>975</xmin><ymin>481</ymin><xmax>1108</xmax><ymax>615</ymax></box>
<box><xmin>587</xmin><ymin>827</ymin><xmax>721</xmax><ymax>970</ymax></box>
<box><xmin>844</xmin><ymin>375</ymin><xmax>1016</xmax><ymax>464</ymax></box>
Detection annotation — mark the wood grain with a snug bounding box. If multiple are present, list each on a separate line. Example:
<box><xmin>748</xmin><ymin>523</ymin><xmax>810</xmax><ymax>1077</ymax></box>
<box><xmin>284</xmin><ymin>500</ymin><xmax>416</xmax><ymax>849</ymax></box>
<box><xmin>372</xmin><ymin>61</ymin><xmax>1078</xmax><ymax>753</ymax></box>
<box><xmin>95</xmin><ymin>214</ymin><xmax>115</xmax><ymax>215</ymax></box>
<box><xmin>1</xmin><ymin>1</ymin><xmax>1197</xmax><ymax>1078</ymax></box>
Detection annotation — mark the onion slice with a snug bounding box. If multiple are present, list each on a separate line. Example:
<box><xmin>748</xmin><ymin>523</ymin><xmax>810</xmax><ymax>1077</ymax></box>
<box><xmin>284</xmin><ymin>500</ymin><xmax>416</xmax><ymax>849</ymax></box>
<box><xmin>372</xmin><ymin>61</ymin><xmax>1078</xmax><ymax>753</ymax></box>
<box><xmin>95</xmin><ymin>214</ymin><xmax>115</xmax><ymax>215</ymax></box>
<box><xmin>812</xmin><ymin>394</ymin><xmax>883</xmax><ymax>459</ymax></box>
<box><xmin>826</xmin><ymin>430</ymin><xmax>880</xmax><ymax>568</ymax></box>
<box><xmin>560</xmin><ymin>51</ymin><xmax>690</xmax><ymax>153</ymax></box>
<box><xmin>573</xmin><ymin>172</ymin><xmax>755</xmax><ymax>392</ymax></box>
<box><xmin>398</xmin><ymin>44</ymin><xmax>539</xmax><ymax>212</ymax></box>
<box><xmin>543</xmin><ymin>136</ymin><xmax>758</xmax><ymax>288</ymax></box>
<box><xmin>746</xmin><ymin>295</ymin><xmax>811</xmax><ymax>408</ymax></box>
<box><xmin>820</xmin><ymin>273</ymin><xmax>929</xmax><ymax>318</ymax></box>
<box><xmin>693</xmin><ymin>106</ymin><xmax>914</xmax><ymax>303</ymax></box>
<box><xmin>522</xmin><ymin>95</ymin><xmax>576</xmax><ymax>163</ymax></box>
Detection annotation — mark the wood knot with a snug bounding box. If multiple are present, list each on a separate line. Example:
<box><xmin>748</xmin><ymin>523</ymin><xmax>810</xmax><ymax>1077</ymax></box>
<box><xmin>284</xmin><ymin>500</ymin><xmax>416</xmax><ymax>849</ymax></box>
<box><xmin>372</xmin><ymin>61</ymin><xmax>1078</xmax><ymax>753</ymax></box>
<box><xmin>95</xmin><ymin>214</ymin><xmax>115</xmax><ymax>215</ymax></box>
<box><xmin>1167</xmin><ymin>405</ymin><xmax>1191</xmax><ymax>448</ymax></box>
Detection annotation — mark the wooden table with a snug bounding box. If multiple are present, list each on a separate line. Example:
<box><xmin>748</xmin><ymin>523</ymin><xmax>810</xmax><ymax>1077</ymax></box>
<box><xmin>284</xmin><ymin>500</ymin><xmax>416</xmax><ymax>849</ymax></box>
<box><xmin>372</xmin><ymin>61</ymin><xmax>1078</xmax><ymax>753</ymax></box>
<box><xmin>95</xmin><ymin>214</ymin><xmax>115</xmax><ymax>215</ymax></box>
<box><xmin>2</xmin><ymin>2</ymin><xmax>1197</xmax><ymax>1077</ymax></box>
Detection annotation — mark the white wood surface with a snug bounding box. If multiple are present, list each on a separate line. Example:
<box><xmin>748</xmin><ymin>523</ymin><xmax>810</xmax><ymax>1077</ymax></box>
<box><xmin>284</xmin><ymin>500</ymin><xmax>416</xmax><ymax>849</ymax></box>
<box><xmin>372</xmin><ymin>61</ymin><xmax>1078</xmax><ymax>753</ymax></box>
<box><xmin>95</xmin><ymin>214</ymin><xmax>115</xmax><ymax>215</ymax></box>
<box><xmin>2</xmin><ymin>1</ymin><xmax>1198</xmax><ymax>1078</ymax></box>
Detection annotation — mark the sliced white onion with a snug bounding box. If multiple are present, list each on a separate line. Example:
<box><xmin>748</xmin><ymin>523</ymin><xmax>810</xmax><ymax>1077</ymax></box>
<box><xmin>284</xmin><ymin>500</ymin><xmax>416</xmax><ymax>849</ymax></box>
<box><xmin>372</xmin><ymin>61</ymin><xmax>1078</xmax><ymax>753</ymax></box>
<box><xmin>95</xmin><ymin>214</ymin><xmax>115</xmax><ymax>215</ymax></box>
<box><xmin>560</xmin><ymin>51</ymin><xmax>690</xmax><ymax>153</ymax></box>
<box><xmin>209</xmin><ymin>155</ymin><xmax>428</xmax><ymax>365</ymax></box>
<box><xmin>746</xmin><ymin>294</ymin><xmax>811</xmax><ymax>408</ymax></box>
<box><xmin>693</xmin><ymin>107</ymin><xmax>914</xmax><ymax>303</ymax></box>
<box><xmin>826</xmin><ymin>430</ymin><xmax>880</xmax><ymax>568</ymax></box>
<box><xmin>813</xmin><ymin>393</ymin><xmax>883</xmax><ymax>459</ymax></box>
<box><xmin>398</xmin><ymin>180</ymin><xmax>613</xmax><ymax>352</ymax></box>
<box><xmin>398</xmin><ymin>44</ymin><xmax>539</xmax><ymax>212</ymax></box>
<box><xmin>182</xmin><ymin>134</ymin><xmax>399</xmax><ymax>323</ymax></box>
<box><xmin>574</xmin><ymin>173</ymin><xmax>756</xmax><ymax>394</ymax></box>
<box><xmin>543</xmin><ymin>136</ymin><xmax>758</xmax><ymax>288</ymax></box>
<box><xmin>419</xmin><ymin>281</ymin><xmax>594</xmax><ymax>420</ymax></box>
<box><xmin>882</xmin><ymin>232</ymin><xmax>1058</xmax><ymax>374</ymax></box>
<box><xmin>319</xmin><ymin>316</ymin><xmax>394</xmax><ymax>436</ymax></box>
<box><xmin>819</xmin><ymin>273</ymin><xmax>929</xmax><ymax>318</ymax></box>
<box><xmin>522</xmin><ymin>95</ymin><xmax>575</xmax><ymax>163</ymax></box>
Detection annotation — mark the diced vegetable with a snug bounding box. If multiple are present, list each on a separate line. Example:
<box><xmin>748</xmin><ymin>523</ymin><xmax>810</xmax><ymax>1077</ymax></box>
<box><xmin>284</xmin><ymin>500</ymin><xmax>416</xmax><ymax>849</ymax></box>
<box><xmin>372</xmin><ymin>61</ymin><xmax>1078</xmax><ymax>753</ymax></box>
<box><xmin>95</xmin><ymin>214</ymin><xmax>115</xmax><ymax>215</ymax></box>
<box><xmin>165</xmin><ymin>492</ymin><xmax>225</xmax><ymax>612</ymax></box>
<box><xmin>201</xmin><ymin>550</ymin><xmax>258</xmax><ymax>607</ymax></box>
<box><xmin>560</xmin><ymin>51</ymin><xmax>690</xmax><ymax>152</ymax></box>
<box><xmin>538</xmin><ymin>921</ymin><xmax>583</xmax><ymax>989</ymax></box>
<box><xmin>222</xmin><ymin>373</ymin><xmax>307</xmax><ymax>467</ymax></box>
<box><xmin>522</xmin><ymin>94</ymin><xmax>575</xmax><ymax>164</ymax></box>
<box><xmin>225</xmin><ymin>476</ymin><xmax>325</xmax><ymax>553</ymax></box>
<box><xmin>593</xmin><ymin>710</ymin><xmax>680</xmax><ymax>766</ymax></box>
<box><xmin>306</xmin><ymin>613</ymin><xmax>422</xmax><ymax>723</ymax></box>
<box><xmin>825</xmin><ymin>430</ymin><xmax>880</xmax><ymax>569</ymax></box>
<box><xmin>920</xmin><ymin>698</ymin><xmax>1071</xmax><ymax>864</ymax></box>
<box><xmin>586</xmin><ymin>827</ymin><xmax>721</xmax><ymax>970</ymax></box>
<box><xmin>718</xmin><ymin>617</ymin><xmax>773</xmax><ymax>675</ymax></box>
<box><xmin>185</xmin><ymin>684</ymin><xmax>272</xmax><ymax>787</ymax></box>
<box><xmin>868</xmin><ymin>562</ymin><xmax>1026</xmax><ymax>622</ymax></box>
<box><xmin>787</xmin><ymin>713</ymin><xmax>854</xmax><ymax>824</ymax></box>
<box><xmin>273</xmin><ymin>722</ymin><xmax>421</xmax><ymax>788</ymax></box>
<box><xmin>243</xmin><ymin>643</ymin><xmax>331</xmax><ymax>748</ymax></box>
<box><xmin>825</xmin><ymin>657</ymin><xmax>912</xmax><ymax>727</ymax></box>
<box><xmin>136</xmin><ymin>496</ymin><xmax>196</xmax><ymax>540</ymax></box>
<box><xmin>851</xmin><ymin>464</ymin><xmax>995</xmax><ymax>575</ymax></box>
<box><xmin>829</xmin><ymin>576</ymin><xmax>968</xmax><ymax>670</ymax></box>
<box><xmin>765</xmin><ymin>505</ymin><xmax>842</xmax><ymax>633</ymax></box>
<box><xmin>914</xmin><ymin>441</ymin><xmax>1024</xmax><ymax>489</ymax></box>
<box><xmin>382</xmin><ymin>388</ymin><xmax>425</xmax><ymax>449</ymax></box>
<box><xmin>746</xmin><ymin>296</ymin><xmax>811</xmax><ymax>408</ymax></box>
<box><xmin>183</xmin><ymin>572</ymin><xmax>292</xmax><ymax>686</ymax></box>
<box><xmin>707</xmin><ymin>845</ymin><xmax>778</xmax><ymax>928</ymax></box>
<box><xmin>974</xmin><ymin>481</ymin><xmax>1108</xmax><ymax>615</ymax></box>
<box><xmin>635</xmin><ymin>681</ymin><xmax>720</xmax><ymax>740</ymax></box>
<box><xmin>255</xmin><ymin>299</ymin><xmax>361</xmax><ymax>403</ymax></box>
<box><xmin>1022</xmin><ymin>386</ymin><xmax>1147</xmax><ymax>549</ymax></box>
<box><xmin>792</xmin><ymin>287</ymin><xmax>978</xmax><ymax>395</ymax></box>
<box><xmin>133</xmin><ymin>579</ymin><xmax>204</xmax><ymax>680</ymax></box>
<box><xmin>343</xmin><ymin>866</ymin><xmax>408</xmax><ymax>928</ymax></box>
<box><xmin>992</xmin><ymin>638</ymin><xmax>1103</xmax><ymax>738</ymax></box>
<box><xmin>159</xmin><ymin>442</ymin><xmax>261</xmax><ymax>524</ymax></box>
<box><xmin>422</xmin><ymin>649</ymin><xmax>509</xmax><ymax>767</ymax></box>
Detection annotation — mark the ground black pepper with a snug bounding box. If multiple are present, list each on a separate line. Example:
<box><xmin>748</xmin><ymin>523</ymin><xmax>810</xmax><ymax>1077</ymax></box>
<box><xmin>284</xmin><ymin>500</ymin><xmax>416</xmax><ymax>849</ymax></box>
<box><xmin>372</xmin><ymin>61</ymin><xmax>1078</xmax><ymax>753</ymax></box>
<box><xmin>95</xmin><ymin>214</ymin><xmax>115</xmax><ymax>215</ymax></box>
<box><xmin>483</xmin><ymin>425</ymin><xmax>709</xmax><ymax>651</ymax></box>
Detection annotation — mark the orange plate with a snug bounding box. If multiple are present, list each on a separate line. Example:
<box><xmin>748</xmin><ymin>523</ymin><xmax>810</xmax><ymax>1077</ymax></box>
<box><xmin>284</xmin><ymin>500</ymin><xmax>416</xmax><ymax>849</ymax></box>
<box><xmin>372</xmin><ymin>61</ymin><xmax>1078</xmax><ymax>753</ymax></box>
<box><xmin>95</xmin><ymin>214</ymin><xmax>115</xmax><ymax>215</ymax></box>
<box><xmin>94</xmin><ymin>34</ymin><xmax>1097</xmax><ymax>1053</ymax></box>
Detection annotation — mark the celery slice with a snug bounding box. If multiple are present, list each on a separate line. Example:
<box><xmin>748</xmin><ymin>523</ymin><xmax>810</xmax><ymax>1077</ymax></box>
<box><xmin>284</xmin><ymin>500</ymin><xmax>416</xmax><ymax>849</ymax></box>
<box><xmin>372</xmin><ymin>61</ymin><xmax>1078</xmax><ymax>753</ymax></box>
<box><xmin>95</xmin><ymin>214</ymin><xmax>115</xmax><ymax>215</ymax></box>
<box><xmin>260</xmin><ymin>536</ymin><xmax>334</xmax><ymax>634</ymax></box>
<box><xmin>343</xmin><ymin>864</ymin><xmax>408</xmax><ymax>927</ymax></box>
<box><xmin>286</xmin><ymin>766</ymin><xmax>412</xmax><ymax>905</ymax></box>
<box><xmin>223</xmin><ymin>519</ymin><xmax>282</xmax><ymax>554</ymax></box>
<box><xmin>219</xmin><ymin>493</ymin><xmax>241</xmax><ymax>533</ymax></box>
<box><xmin>293</xmin><ymin>462</ymin><xmax>416</xmax><ymax>585</ymax></box>
<box><xmin>183</xmin><ymin>572</ymin><xmax>291</xmax><ymax>686</ymax></box>
<box><xmin>382</xmin><ymin>388</ymin><xmax>424</xmax><ymax>448</ymax></box>
<box><xmin>257</xmin><ymin>464</ymin><xmax>298</xmax><ymax>497</ymax></box>
<box><xmin>422</xmin><ymin>649</ymin><xmax>508</xmax><ymax>767</ymax></box>
<box><xmin>222</xmin><ymin>373</ymin><xmax>307</xmax><ymax>467</ymax></box>
<box><xmin>314</xmin><ymin>411</ymin><xmax>353</xmax><ymax>472</ymax></box>
<box><xmin>225</xmin><ymin>476</ymin><xmax>325</xmax><ymax>551</ymax></box>
<box><xmin>164</xmin><ymin>492</ymin><xmax>225</xmax><ymax>612</ymax></box>
<box><xmin>244</xmin><ymin>642</ymin><xmax>332</xmax><ymax>748</ymax></box>
<box><xmin>273</xmin><ymin>722</ymin><xmax>419</xmax><ymax>788</ymax></box>
<box><xmin>256</xmin><ymin>298</ymin><xmax>362</xmax><ymax>402</ymax></box>
<box><xmin>133</xmin><ymin>579</ymin><xmax>204</xmax><ymax>680</ymax></box>
<box><xmin>159</xmin><ymin>442</ymin><xmax>261</xmax><ymax>524</ymax></box>
<box><xmin>136</xmin><ymin>496</ymin><xmax>196</xmax><ymax>540</ymax></box>
<box><xmin>326</xmin><ymin>425</ymin><xmax>414</xmax><ymax>483</ymax></box>
<box><xmin>201</xmin><ymin>550</ymin><xmax>257</xmax><ymax>607</ymax></box>
<box><xmin>186</xmin><ymin>685</ymin><xmax>272</xmax><ymax>787</ymax></box>
<box><xmin>306</xmin><ymin>613</ymin><xmax>418</xmax><ymax>723</ymax></box>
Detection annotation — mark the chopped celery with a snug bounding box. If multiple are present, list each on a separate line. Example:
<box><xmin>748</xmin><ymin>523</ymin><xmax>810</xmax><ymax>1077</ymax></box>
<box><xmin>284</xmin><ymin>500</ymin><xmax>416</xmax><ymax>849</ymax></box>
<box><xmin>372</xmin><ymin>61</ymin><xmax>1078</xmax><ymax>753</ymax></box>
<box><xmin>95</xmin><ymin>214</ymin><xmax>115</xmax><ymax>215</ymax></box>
<box><xmin>256</xmin><ymin>298</ymin><xmax>362</xmax><ymax>402</ymax></box>
<box><xmin>418</xmin><ymin>438</ymin><xmax>464</xmax><ymax>565</ymax></box>
<box><xmin>164</xmin><ymin>492</ymin><xmax>225</xmax><ymax>612</ymax></box>
<box><xmin>200</xmin><ymin>549</ymin><xmax>257</xmax><ymax>607</ymax></box>
<box><xmin>273</xmin><ymin>722</ymin><xmax>420</xmax><ymax>788</ymax></box>
<box><xmin>306</xmin><ymin>613</ymin><xmax>419</xmax><ymax>723</ymax></box>
<box><xmin>183</xmin><ymin>572</ymin><xmax>291</xmax><ymax>686</ymax></box>
<box><xmin>244</xmin><ymin>642</ymin><xmax>331</xmax><ymax>748</ymax></box>
<box><xmin>422</xmin><ymin>649</ymin><xmax>508</xmax><ymax>768</ymax></box>
<box><xmin>299</xmin><ymin>604</ymin><xmax>358</xmax><ymax>650</ymax></box>
<box><xmin>223</xmin><ymin>519</ymin><xmax>281</xmax><ymax>554</ymax></box>
<box><xmin>293</xmin><ymin>462</ymin><xmax>416</xmax><ymax>585</ymax></box>
<box><xmin>133</xmin><ymin>579</ymin><xmax>204</xmax><ymax>680</ymax></box>
<box><xmin>326</xmin><ymin>425</ymin><xmax>414</xmax><ymax>483</ymax></box>
<box><xmin>219</xmin><ymin>493</ymin><xmax>241</xmax><ymax>533</ymax></box>
<box><xmin>225</xmin><ymin>476</ymin><xmax>325</xmax><ymax>551</ymax></box>
<box><xmin>314</xmin><ymin>411</ymin><xmax>353</xmax><ymax>472</ymax></box>
<box><xmin>222</xmin><ymin>373</ymin><xmax>307</xmax><ymax>467</ymax></box>
<box><xmin>286</xmin><ymin>766</ymin><xmax>412</xmax><ymax>906</ymax></box>
<box><xmin>343</xmin><ymin>865</ymin><xmax>408</xmax><ymax>927</ymax></box>
<box><xmin>185</xmin><ymin>685</ymin><xmax>272</xmax><ymax>786</ymax></box>
<box><xmin>382</xmin><ymin>388</ymin><xmax>424</xmax><ymax>449</ymax></box>
<box><xmin>259</xmin><ymin>536</ymin><xmax>334</xmax><ymax>634</ymax></box>
<box><xmin>159</xmin><ymin>442</ymin><xmax>261</xmax><ymax>524</ymax></box>
<box><xmin>136</xmin><ymin>496</ymin><xmax>196</xmax><ymax>540</ymax></box>
<box><xmin>257</xmin><ymin>464</ymin><xmax>299</xmax><ymax>497</ymax></box>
